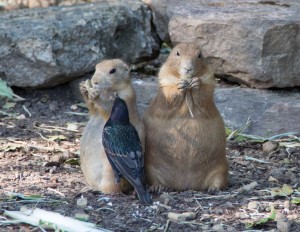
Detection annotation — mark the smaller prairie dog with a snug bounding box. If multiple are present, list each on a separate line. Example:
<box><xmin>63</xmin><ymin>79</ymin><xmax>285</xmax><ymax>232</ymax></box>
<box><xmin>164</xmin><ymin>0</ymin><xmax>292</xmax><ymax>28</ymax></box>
<box><xmin>144</xmin><ymin>42</ymin><xmax>228</xmax><ymax>192</ymax></box>
<box><xmin>80</xmin><ymin>59</ymin><xmax>145</xmax><ymax>193</ymax></box>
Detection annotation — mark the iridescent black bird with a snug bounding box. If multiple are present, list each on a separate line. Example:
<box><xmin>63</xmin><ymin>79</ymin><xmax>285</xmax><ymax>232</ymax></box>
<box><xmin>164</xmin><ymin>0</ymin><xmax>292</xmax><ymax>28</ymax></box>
<box><xmin>102</xmin><ymin>96</ymin><xmax>152</xmax><ymax>205</ymax></box>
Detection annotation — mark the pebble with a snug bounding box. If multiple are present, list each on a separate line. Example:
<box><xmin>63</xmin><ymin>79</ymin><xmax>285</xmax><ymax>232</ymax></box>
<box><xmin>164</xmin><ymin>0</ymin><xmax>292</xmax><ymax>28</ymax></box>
<box><xmin>16</xmin><ymin>114</ymin><xmax>26</xmax><ymax>120</ymax></box>
<box><xmin>51</xmin><ymin>154</ymin><xmax>64</xmax><ymax>163</ymax></box>
<box><xmin>268</xmin><ymin>176</ymin><xmax>278</xmax><ymax>182</ymax></box>
<box><xmin>159</xmin><ymin>193</ymin><xmax>174</xmax><ymax>205</ymax></box>
<box><xmin>212</xmin><ymin>224</ymin><xmax>224</xmax><ymax>231</ymax></box>
<box><xmin>277</xmin><ymin>214</ymin><xmax>291</xmax><ymax>232</ymax></box>
<box><xmin>263</xmin><ymin>141</ymin><xmax>279</xmax><ymax>154</ymax></box>
<box><xmin>77</xmin><ymin>196</ymin><xmax>88</xmax><ymax>207</ymax></box>
<box><xmin>70</xmin><ymin>104</ymin><xmax>78</xmax><ymax>110</ymax></box>
<box><xmin>248</xmin><ymin>201</ymin><xmax>258</xmax><ymax>210</ymax></box>
<box><xmin>67</xmin><ymin>122</ymin><xmax>78</xmax><ymax>131</ymax></box>
<box><xmin>167</xmin><ymin>212</ymin><xmax>196</xmax><ymax>221</ymax></box>
<box><xmin>269</xmin><ymin>168</ymin><xmax>285</xmax><ymax>179</ymax></box>
<box><xmin>75</xmin><ymin>212</ymin><xmax>89</xmax><ymax>221</ymax></box>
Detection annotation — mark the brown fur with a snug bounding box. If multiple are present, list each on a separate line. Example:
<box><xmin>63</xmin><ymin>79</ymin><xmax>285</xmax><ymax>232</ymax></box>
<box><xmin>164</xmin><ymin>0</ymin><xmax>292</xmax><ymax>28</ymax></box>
<box><xmin>80</xmin><ymin>59</ymin><xmax>145</xmax><ymax>193</ymax></box>
<box><xmin>143</xmin><ymin>43</ymin><xmax>228</xmax><ymax>191</ymax></box>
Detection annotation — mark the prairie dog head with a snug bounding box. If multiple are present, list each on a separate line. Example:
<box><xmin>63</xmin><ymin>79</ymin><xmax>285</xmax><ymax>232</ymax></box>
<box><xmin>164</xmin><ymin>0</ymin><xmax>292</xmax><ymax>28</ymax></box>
<box><xmin>91</xmin><ymin>59</ymin><xmax>130</xmax><ymax>92</ymax></box>
<box><xmin>162</xmin><ymin>43</ymin><xmax>208</xmax><ymax>80</ymax></box>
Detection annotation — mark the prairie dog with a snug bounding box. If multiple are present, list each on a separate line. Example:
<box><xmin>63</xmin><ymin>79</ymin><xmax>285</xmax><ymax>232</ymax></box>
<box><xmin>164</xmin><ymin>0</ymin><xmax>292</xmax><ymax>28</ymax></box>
<box><xmin>80</xmin><ymin>59</ymin><xmax>145</xmax><ymax>193</ymax></box>
<box><xmin>143</xmin><ymin>42</ymin><xmax>228</xmax><ymax>191</ymax></box>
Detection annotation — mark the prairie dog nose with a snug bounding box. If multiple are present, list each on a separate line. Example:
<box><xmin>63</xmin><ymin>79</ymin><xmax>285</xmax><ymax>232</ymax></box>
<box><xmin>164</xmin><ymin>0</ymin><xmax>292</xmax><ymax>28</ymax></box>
<box><xmin>184</xmin><ymin>67</ymin><xmax>193</xmax><ymax>74</ymax></box>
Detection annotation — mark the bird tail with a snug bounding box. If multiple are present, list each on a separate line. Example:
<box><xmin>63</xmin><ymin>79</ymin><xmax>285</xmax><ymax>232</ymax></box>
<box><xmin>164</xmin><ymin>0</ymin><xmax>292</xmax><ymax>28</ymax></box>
<box><xmin>134</xmin><ymin>182</ymin><xmax>152</xmax><ymax>205</ymax></box>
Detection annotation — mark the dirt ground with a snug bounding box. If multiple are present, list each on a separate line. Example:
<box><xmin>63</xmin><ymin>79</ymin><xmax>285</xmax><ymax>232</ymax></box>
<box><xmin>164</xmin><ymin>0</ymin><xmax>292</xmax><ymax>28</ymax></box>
<box><xmin>0</xmin><ymin>74</ymin><xmax>299</xmax><ymax>231</ymax></box>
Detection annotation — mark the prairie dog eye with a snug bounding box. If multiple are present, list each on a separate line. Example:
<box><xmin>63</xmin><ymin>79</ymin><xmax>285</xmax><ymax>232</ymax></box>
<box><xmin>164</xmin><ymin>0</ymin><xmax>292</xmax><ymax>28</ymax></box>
<box><xmin>198</xmin><ymin>53</ymin><xmax>202</xmax><ymax>59</ymax></box>
<box><xmin>176</xmin><ymin>51</ymin><xmax>180</xmax><ymax>56</ymax></box>
<box><xmin>109</xmin><ymin>68</ymin><xmax>116</xmax><ymax>74</ymax></box>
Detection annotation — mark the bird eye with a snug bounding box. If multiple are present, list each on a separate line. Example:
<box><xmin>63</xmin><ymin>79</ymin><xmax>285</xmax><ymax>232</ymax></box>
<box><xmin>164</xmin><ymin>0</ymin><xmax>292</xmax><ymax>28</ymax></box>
<box><xmin>176</xmin><ymin>51</ymin><xmax>180</xmax><ymax>56</ymax></box>
<box><xmin>109</xmin><ymin>68</ymin><xmax>116</xmax><ymax>74</ymax></box>
<box><xmin>93</xmin><ymin>82</ymin><xmax>98</xmax><ymax>85</ymax></box>
<box><xmin>198</xmin><ymin>53</ymin><xmax>202</xmax><ymax>58</ymax></box>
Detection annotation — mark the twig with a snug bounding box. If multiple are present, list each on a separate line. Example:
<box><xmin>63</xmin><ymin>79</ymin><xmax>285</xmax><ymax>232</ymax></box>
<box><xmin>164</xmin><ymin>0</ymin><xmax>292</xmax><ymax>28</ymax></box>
<box><xmin>35</xmin><ymin>124</ymin><xmax>79</xmax><ymax>132</ymax></box>
<box><xmin>12</xmin><ymin>93</ymin><xmax>26</xmax><ymax>101</ymax></box>
<box><xmin>28</xmin><ymin>145</ymin><xmax>65</xmax><ymax>152</ymax></box>
<box><xmin>227</xmin><ymin>117</ymin><xmax>252</xmax><ymax>141</ymax></box>
<box><xmin>64</xmin><ymin>111</ymin><xmax>89</xmax><ymax>116</ymax></box>
<box><xmin>163</xmin><ymin>219</ymin><xmax>170</xmax><ymax>232</ymax></box>
<box><xmin>247</xmin><ymin>195</ymin><xmax>276</xmax><ymax>200</ymax></box>
<box><xmin>195</xmin><ymin>193</ymin><xmax>236</xmax><ymax>200</ymax></box>
<box><xmin>244</xmin><ymin>155</ymin><xmax>271</xmax><ymax>164</ymax></box>
<box><xmin>6</xmin><ymin>138</ymin><xmax>27</xmax><ymax>144</ymax></box>
<box><xmin>158</xmin><ymin>203</ymin><xmax>172</xmax><ymax>210</ymax></box>
<box><xmin>38</xmin><ymin>226</ymin><xmax>47</xmax><ymax>232</ymax></box>
<box><xmin>47</xmin><ymin>188</ymin><xmax>65</xmax><ymax>197</ymax></box>
<box><xmin>35</xmin><ymin>132</ymin><xmax>53</xmax><ymax>142</ymax></box>
<box><xmin>179</xmin><ymin>221</ymin><xmax>202</xmax><ymax>226</ymax></box>
<box><xmin>22</xmin><ymin>105</ymin><xmax>32</xmax><ymax>117</ymax></box>
<box><xmin>193</xmin><ymin>197</ymin><xmax>204</xmax><ymax>211</ymax></box>
<box><xmin>185</xmin><ymin>92</ymin><xmax>194</xmax><ymax>118</ymax></box>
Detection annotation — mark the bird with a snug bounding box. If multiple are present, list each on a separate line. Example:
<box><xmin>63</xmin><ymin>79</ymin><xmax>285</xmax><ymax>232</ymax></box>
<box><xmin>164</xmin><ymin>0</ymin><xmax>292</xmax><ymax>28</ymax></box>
<box><xmin>102</xmin><ymin>95</ymin><xmax>152</xmax><ymax>205</ymax></box>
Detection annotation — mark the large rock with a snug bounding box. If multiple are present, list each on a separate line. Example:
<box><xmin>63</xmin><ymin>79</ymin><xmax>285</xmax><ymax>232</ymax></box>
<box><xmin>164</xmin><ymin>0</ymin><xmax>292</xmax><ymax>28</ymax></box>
<box><xmin>215</xmin><ymin>87</ymin><xmax>300</xmax><ymax>136</ymax></box>
<box><xmin>144</xmin><ymin>0</ymin><xmax>300</xmax><ymax>88</ymax></box>
<box><xmin>0</xmin><ymin>0</ymin><xmax>160</xmax><ymax>88</ymax></box>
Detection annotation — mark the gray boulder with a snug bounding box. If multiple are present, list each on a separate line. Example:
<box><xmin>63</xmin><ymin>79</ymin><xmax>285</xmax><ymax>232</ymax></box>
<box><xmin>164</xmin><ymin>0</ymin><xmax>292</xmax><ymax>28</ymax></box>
<box><xmin>144</xmin><ymin>0</ymin><xmax>300</xmax><ymax>88</ymax></box>
<box><xmin>215</xmin><ymin>87</ymin><xmax>300</xmax><ymax>137</ymax></box>
<box><xmin>0</xmin><ymin>1</ymin><xmax>160</xmax><ymax>88</ymax></box>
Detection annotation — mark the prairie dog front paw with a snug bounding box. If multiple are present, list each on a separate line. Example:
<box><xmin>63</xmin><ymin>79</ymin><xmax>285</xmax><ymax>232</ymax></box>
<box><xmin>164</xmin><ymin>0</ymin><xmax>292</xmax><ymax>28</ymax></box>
<box><xmin>88</xmin><ymin>88</ymin><xmax>100</xmax><ymax>101</ymax></box>
<box><xmin>177</xmin><ymin>79</ymin><xmax>190</xmax><ymax>90</ymax></box>
<box><xmin>190</xmin><ymin>77</ymin><xmax>201</xmax><ymax>89</ymax></box>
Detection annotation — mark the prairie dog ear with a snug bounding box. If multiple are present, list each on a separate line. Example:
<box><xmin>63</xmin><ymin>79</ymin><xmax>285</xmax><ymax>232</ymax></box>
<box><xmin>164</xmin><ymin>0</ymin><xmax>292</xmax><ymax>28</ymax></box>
<box><xmin>127</xmin><ymin>64</ymin><xmax>132</xmax><ymax>72</ymax></box>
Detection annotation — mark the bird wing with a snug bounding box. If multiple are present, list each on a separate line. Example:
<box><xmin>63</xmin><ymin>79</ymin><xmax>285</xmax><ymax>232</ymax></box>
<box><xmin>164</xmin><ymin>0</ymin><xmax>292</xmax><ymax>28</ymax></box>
<box><xmin>102</xmin><ymin>124</ymin><xmax>144</xmax><ymax>181</ymax></box>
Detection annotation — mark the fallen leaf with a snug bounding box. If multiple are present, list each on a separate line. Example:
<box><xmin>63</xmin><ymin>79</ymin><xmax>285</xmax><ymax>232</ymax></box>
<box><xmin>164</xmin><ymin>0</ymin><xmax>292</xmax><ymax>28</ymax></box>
<box><xmin>271</xmin><ymin>184</ymin><xmax>294</xmax><ymax>197</ymax></box>
<box><xmin>291</xmin><ymin>198</ymin><xmax>300</xmax><ymax>204</ymax></box>
<box><xmin>246</xmin><ymin>205</ymin><xmax>276</xmax><ymax>228</ymax></box>
<box><xmin>65</xmin><ymin>158</ymin><xmax>80</xmax><ymax>165</ymax></box>
<box><xmin>0</xmin><ymin>79</ymin><xmax>14</xmax><ymax>99</ymax></box>
<box><xmin>2</xmin><ymin>144</ymin><xmax>23</xmax><ymax>152</ymax></box>
<box><xmin>48</xmin><ymin>135</ymin><xmax>67</xmax><ymax>142</ymax></box>
<box><xmin>3</xmin><ymin>101</ymin><xmax>16</xmax><ymax>110</ymax></box>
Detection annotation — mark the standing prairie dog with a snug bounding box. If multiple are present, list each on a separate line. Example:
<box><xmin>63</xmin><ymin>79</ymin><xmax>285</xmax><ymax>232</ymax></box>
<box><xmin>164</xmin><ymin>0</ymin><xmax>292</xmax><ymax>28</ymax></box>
<box><xmin>143</xmin><ymin>42</ymin><xmax>228</xmax><ymax>191</ymax></box>
<box><xmin>80</xmin><ymin>59</ymin><xmax>145</xmax><ymax>193</ymax></box>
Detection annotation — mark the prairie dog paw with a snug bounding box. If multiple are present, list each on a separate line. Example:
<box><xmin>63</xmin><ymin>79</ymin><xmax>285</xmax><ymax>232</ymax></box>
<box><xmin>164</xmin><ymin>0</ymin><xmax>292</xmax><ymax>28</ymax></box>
<box><xmin>88</xmin><ymin>88</ymin><xmax>100</xmax><ymax>101</ymax></box>
<box><xmin>190</xmin><ymin>77</ymin><xmax>201</xmax><ymax>88</ymax></box>
<box><xmin>79</xmin><ymin>81</ymin><xmax>88</xmax><ymax>97</ymax></box>
<box><xmin>149</xmin><ymin>185</ymin><xmax>174</xmax><ymax>194</ymax></box>
<box><xmin>177</xmin><ymin>79</ymin><xmax>190</xmax><ymax>90</ymax></box>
